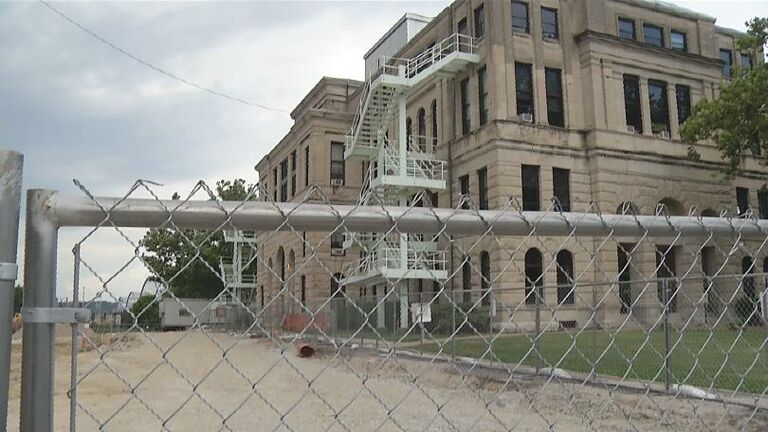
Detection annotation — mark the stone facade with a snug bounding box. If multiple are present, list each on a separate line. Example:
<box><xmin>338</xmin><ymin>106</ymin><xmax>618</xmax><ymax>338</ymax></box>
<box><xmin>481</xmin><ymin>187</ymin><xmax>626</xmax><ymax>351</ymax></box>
<box><xmin>254</xmin><ymin>0</ymin><xmax>766</xmax><ymax>331</ymax></box>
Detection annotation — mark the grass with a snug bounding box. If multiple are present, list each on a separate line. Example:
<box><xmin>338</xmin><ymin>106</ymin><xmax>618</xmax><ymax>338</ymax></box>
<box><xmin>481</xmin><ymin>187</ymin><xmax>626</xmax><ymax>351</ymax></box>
<box><xmin>413</xmin><ymin>328</ymin><xmax>768</xmax><ymax>394</ymax></box>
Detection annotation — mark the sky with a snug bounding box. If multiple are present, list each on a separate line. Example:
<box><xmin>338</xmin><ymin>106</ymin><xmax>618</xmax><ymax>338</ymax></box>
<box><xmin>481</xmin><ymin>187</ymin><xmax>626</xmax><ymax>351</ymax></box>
<box><xmin>2</xmin><ymin>0</ymin><xmax>767</xmax><ymax>302</ymax></box>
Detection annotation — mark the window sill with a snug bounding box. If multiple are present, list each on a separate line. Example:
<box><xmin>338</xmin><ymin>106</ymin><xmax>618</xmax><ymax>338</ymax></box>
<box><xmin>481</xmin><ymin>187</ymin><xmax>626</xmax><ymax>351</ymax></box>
<box><xmin>543</xmin><ymin>36</ymin><xmax>561</xmax><ymax>44</ymax></box>
<box><xmin>512</xmin><ymin>30</ymin><xmax>531</xmax><ymax>38</ymax></box>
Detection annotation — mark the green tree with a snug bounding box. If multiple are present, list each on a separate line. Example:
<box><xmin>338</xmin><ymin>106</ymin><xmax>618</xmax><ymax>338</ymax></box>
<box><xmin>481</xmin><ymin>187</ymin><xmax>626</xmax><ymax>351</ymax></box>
<box><xmin>682</xmin><ymin>18</ymin><xmax>768</xmax><ymax>178</ymax></box>
<box><xmin>13</xmin><ymin>285</ymin><xmax>23</xmax><ymax>314</ymax></box>
<box><xmin>139</xmin><ymin>179</ymin><xmax>257</xmax><ymax>299</ymax></box>
<box><xmin>130</xmin><ymin>295</ymin><xmax>160</xmax><ymax>329</ymax></box>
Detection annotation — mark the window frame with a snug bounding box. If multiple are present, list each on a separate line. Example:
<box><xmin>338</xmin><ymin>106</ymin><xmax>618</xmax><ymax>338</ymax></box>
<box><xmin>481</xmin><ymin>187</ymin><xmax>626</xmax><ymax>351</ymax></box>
<box><xmin>459</xmin><ymin>174</ymin><xmax>470</xmax><ymax>209</ymax></box>
<box><xmin>648</xmin><ymin>79</ymin><xmax>670</xmax><ymax>135</ymax></box>
<box><xmin>474</xmin><ymin>4</ymin><xmax>485</xmax><ymax>38</ymax></box>
<box><xmin>623</xmin><ymin>74</ymin><xmax>643</xmax><ymax>134</ymax></box>
<box><xmin>457</xmin><ymin>17</ymin><xmax>468</xmax><ymax>36</ymax></box>
<box><xmin>670</xmin><ymin>29</ymin><xmax>687</xmax><ymax>51</ymax></box>
<box><xmin>304</xmin><ymin>146</ymin><xmax>310</xmax><ymax>187</ymax></box>
<box><xmin>758</xmin><ymin>189</ymin><xmax>768</xmax><ymax>219</ymax></box>
<box><xmin>556</xmin><ymin>250</ymin><xmax>575</xmax><ymax>305</ymax></box>
<box><xmin>478</xmin><ymin>66</ymin><xmax>489</xmax><ymax>125</ymax></box>
<box><xmin>460</xmin><ymin>78</ymin><xmax>470</xmax><ymax>135</ymax></box>
<box><xmin>462</xmin><ymin>256</ymin><xmax>472</xmax><ymax>303</ymax></box>
<box><xmin>618</xmin><ymin>17</ymin><xmax>636</xmax><ymax>40</ymax></box>
<box><xmin>524</xmin><ymin>248</ymin><xmax>543</xmax><ymax>305</ymax></box>
<box><xmin>675</xmin><ymin>84</ymin><xmax>691</xmax><ymax>127</ymax></box>
<box><xmin>544</xmin><ymin>67</ymin><xmax>564</xmax><ymax>127</ymax></box>
<box><xmin>720</xmin><ymin>49</ymin><xmax>733</xmax><ymax>78</ymax></box>
<box><xmin>330</xmin><ymin>142</ymin><xmax>345</xmax><ymax>185</ymax></box>
<box><xmin>552</xmin><ymin>167</ymin><xmax>571</xmax><ymax>212</ymax></box>
<box><xmin>511</xmin><ymin>1</ymin><xmax>530</xmax><ymax>34</ymax></box>
<box><xmin>521</xmin><ymin>164</ymin><xmax>540</xmax><ymax>211</ymax></box>
<box><xmin>541</xmin><ymin>7</ymin><xmax>559</xmax><ymax>40</ymax></box>
<box><xmin>480</xmin><ymin>251</ymin><xmax>491</xmax><ymax>306</ymax></box>
<box><xmin>737</xmin><ymin>187</ymin><xmax>750</xmax><ymax>217</ymax></box>
<box><xmin>290</xmin><ymin>150</ymin><xmax>297</xmax><ymax>197</ymax></box>
<box><xmin>477</xmin><ymin>167</ymin><xmax>488</xmax><ymax>210</ymax></box>
<box><xmin>515</xmin><ymin>62</ymin><xmax>534</xmax><ymax>120</ymax></box>
<box><xmin>643</xmin><ymin>23</ymin><xmax>664</xmax><ymax>47</ymax></box>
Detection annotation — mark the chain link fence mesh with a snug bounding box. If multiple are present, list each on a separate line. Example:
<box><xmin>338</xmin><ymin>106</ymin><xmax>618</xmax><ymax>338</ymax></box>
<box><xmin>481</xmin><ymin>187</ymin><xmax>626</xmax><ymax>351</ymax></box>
<box><xmin>15</xmin><ymin>180</ymin><xmax>768</xmax><ymax>431</ymax></box>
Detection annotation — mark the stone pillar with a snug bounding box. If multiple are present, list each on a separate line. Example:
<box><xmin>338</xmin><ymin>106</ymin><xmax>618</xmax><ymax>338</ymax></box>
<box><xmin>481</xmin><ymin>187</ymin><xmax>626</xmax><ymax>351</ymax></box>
<box><xmin>667</xmin><ymin>82</ymin><xmax>680</xmax><ymax>140</ymax></box>
<box><xmin>639</xmin><ymin>78</ymin><xmax>652</xmax><ymax>136</ymax></box>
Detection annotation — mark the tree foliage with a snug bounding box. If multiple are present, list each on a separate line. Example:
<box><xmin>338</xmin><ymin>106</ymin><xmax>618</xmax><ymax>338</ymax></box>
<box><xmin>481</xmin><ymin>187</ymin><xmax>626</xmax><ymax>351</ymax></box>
<box><xmin>130</xmin><ymin>295</ymin><xmax>160</xmax><ymax>329</ymax></box>
<box><xmin>682</xmin><ymin>17</ymin><xmax>768</xmax><ymax>178</ymax></box>
<box><xmin>14</xmin><ymin>285</ymin><xmax>23</xmax><ymax>314</ymax></box>
<box><xmin>139</xmin><ymin>179</ymin><xmax>257</xmax><ymax>299</ymax></box>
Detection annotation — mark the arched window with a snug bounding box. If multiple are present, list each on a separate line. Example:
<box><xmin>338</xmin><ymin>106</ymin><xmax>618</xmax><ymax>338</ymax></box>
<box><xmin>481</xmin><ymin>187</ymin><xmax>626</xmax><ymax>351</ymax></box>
<box><xmin>480</xmin><ymin>251</ymin><xmax>491</xmax><ymax>306</ymax></box>
<box><xmin>417</xmin><ymin>108</ymin><xmax>426</xmax><ymax>149</ymax></box>
<box><xmin>525</xmin><ymin>248</ymin><xmax>543</xmax><ymax>305</ymax></box>
<box><xmin>406</xmin><ymin>117</ymin><xmax>412</xmax><ymax>150</ymax></box>
<box><xmin>556</xmin><ymin>250</ymin><xmax>574</xmax><ymax>304</ymax></box>
<box><xmin>655</xmin><ymin>246</ymin><xmax>678</xmax><ymax>312</ymax></box>
<box><xmin>616</xmin><ymin>201</ymin><xmax>638</xmax><ymax>216</ymax></box>
<box><xmin>742</xmin><ymin>256</ymin><xmax>756</xmax><ymax>299</ymax></box>
<box><xmin>431</xmin><ymin>100</ymin><xmax>438</xmax><ymax>147</ymax></box>
<box><xmin>657</xmin><ymin>198</ymin><xmax>684</xmax><ymax>217</ymax></box>
<box><xmin>331</xmin><ymin>272</ymin><xmax>344</xmax><ymax>298</ymax></box>
<box><xmin>701</xmin><ymin>209</ymin><xmax>719</xmax><ymax>217</ymax></box>
<box><xmin>276</xmin><ymin>247</ymin><xmax>285</xmax><ymax>289</ymax></box>
<box><xmin>617</xmin><ymin>244</ymin><xmax>632</xmax><ymax>314</ymax></box>
<box><xmin>462</xmin><ymin>256</ymin><xmax>472</xmax><ymax>304</ymax></box>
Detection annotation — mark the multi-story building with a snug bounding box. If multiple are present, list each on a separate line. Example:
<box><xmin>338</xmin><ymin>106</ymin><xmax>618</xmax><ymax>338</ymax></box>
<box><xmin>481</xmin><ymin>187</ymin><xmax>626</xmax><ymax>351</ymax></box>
<box><xmin>254</xmin><ymin>0</ymin><xmax>765</xmax><ymax>332</ymax></box>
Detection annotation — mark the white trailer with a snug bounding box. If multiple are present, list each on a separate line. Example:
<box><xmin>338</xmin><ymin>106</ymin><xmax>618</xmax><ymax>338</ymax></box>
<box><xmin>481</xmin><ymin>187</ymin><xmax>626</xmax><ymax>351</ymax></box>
<box><xmin>159</xmin><ymin>298</ymin><xmax>236</xmax><ymax>330</ymax></box>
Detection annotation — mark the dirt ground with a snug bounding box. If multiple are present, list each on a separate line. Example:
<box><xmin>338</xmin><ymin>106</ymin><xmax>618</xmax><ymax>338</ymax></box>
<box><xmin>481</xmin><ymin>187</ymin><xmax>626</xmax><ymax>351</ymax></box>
<box><xmin>6</xmin><ymin>329</ymin><xmax>768</xmax><ymax>431</ymax></box>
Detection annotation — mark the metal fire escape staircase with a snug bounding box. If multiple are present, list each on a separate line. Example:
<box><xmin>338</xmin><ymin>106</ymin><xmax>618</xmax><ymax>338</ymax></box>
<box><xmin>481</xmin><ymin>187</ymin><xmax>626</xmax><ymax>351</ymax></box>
<box><xmin>341</xmin><ymin>33</ymin><xmax>479</xmax><ymax>287</ymax></box>
<box><xmin>219</xmin><ymin>230</ymin><xmax>258</xmax><ymax>304</ymax></box>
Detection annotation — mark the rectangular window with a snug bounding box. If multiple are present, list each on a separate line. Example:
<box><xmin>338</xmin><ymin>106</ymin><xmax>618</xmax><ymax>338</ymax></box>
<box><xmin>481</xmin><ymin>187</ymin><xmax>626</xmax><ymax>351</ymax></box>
<box><xmin>740</xmin><ymin>52</ymin><xmax>752</xmax><ymax>68</ymax></box>
<box><xmin>759</xmin><ymin>189</ymin><xmax>768</xmax><ymax>219</ymax></box>
<box><xmin>720</xmin><ymin>49</ymin><xmax>733</xmax><ymax>78</ymax></box>
<box><xmin>643</xmin><ymin>23</ymin><xmax>664</xmax><ymax>47</ymax></box>
<box><xmin>457</xmin><ymin>17</ymin><xmax>468</xmax><ymax>35</ymax></box>
<box><xmin>737</xmin><ymin>187</ymin><xmax>749</xmax><ymax>216</ymax></box>
<box><xmin>331</xmin><ymin>229</ymin><xmax>344</xmax><ymax>251</ymax></box>
<box><xmin>511</xmin><ymin>1</ymin><xmax>529</xmax><ymax>34</ymax></box>
<box><xmin>541</xmin><ymin>7</ymin><xmax>559</xmax><ymax>39</ymax></box>
<box><xmin>290</xmin><ymin>150</ymin><xmax>297</xmax><ymax>197</ymax></box>
<box><xmin>618</xmin><ymin>18</ymin><xmax>635</xmax><ymax>40</ymax></box>
<box><xmin>474</xmin><ymin>4</ymin><xmax>485</xmax><ymax>38</ymax></box>
<box><xmin>617</xmin><ymin>244</ymin><xmax>633</xmax><ymax>314</ymax></box>
<box><xmin>521</xmin><ymin>164</ymin><xmax>540</xmax><ymax>211</ymax></box>
<box><xmin>553</xmin><ymin>167</ymin><xmax>570</xmax><ymax>212</ymax></box>
<box><xmin>478</xmin><ymin>67</ymin><xmax>489</xmax><ymax>125</ymax></box>
<box><xmin>545</xmin><ymin>67</ymin><xmax>564</xmax><ymax>127</ymax></box>
<box><xmin>515</xmin><ymin>62</ymin><xmax>534</xmax><ymax>120</ymax></box>
<box><xmin>304</xmin><ymin>146</ymin><xmax>310</xmax><ymax>186</ymax></box>
<box><xmin>623</xmin><ymin>74</ymin><xmax>643</xmax><ymax>134</ymax></box>
<box><xmin>477</xmin><ymin>167</ymin><xmax>488</xmax><ymax>210</ymax></box>
<box><xmin>675</xmin><ymin>84</ymin><xmax>691</xmax><ymax>126</ymax></box>
<box><xmin>279</xmin><ymin>159</ymin><xmax>288</xmax><ymax>202</ymax></box>
<box><xmin>272</xmin><ymin>167</ymin><xmax>278</xmax><ymax>202</ymax></box>
<box><xmin>460</xmin><ymin>78</ymin><xmax>470</xmax><ymax>134</ymax></box>
<box><xmin>301</xmin><ymin>275</ymin><xmax>306</xmax><ymax>306</ymax></box>
<box><xmin>459</xmin><ymin>175</ymin><xmax>470</xmax><ymax>209</ymax></box>
<box><xmin>648</xmin><ymin>79</ymin><xmax>670</xmax><ymax>135</ymax></box>
<box><xmin>302</xmin><ymin>231</ymin><xmax>307</xmax><ymax>257</ymax></box>
<box><xmin>330</xmin><ymin>142</ymin><xmax>345</xmax><ymax>184</ymax></box>
<box><xmin>670</xmin><ymin>30</ymin><xmax>687</xmax><ymax>51</ymax></box>
<box><xmin>430</xmin><ymin>191</ymin><xmax>439</xmax><ymax>208</ymax></box>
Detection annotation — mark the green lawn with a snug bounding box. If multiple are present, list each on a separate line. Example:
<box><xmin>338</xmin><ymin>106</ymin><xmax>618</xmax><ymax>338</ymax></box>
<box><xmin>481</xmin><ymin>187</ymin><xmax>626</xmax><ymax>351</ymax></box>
<box><xmin>414</xmin><ymin>329</ymin><xmax>768</xmax><ymax>393</ymax></box>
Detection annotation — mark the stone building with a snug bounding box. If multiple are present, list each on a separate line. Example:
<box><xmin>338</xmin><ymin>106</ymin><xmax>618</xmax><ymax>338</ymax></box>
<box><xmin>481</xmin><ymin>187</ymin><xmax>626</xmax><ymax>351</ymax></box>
<box><xmin>254</xmin><ymin>0</ymin><xmax>766</xmax><ymax>332</ymax></box>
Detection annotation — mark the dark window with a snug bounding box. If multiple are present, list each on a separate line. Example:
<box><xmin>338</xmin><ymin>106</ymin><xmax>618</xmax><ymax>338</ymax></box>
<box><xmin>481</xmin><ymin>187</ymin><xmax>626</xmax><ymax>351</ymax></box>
<box><xmin>759</xmin><ymin>189</ymin><xmax>768</xmax><ymax>219</ymax></box>
<box><xmin>301</xmin><ymin>275</ymin><xmax>306</xmax><ymax>306</ymax></box>
<box><xmin>556</xmin><ymin>250</ymin><xmax>574</xmax><ymax>304</ymax></box>
<box><xmin>272</xmin><ymin>168</ymin><xmax>278</xmax><ymax>201</ymax></box>
<box><xmin>477</xmin><ymin>167</ymin><xmax>488</xmax><ymax>210</ymax></box>
<box><xmin>462</xmin><ymin>256</ymin><xmax>472</xmax><ymax>303</ymax></box>
<box><xmin>460</xmin><ymin>78</ymin><xmax>470</xmax><ymax>135</ymax></box>
<box><xmin>720</xmin><ymin>49</ymin><xmax>733</xmax><ymax>78</ymax></box>
<box><xmin>618</xmin><ymin>18</ymin><xmax>635</xmax><ymax>40</ymax></box>
<box><xmin>458</xmin><ymin>17</ymin><xmax>468</xmax><ymax>35</ymax></box>
<box><xmin>406</xmin><ymin>117</ymin><xmax>412</xmax><ymax>149</ymax></box>
<box><xmin>430</xmin><ymin>191</ymin><xmax>439</xmax><ymax>208</ymax></box>
<box><xmin>740</xmin><ymin>52</ymin><xmax>753</xmax><ymax>68</ymax></box>
<box><xmin>331</xmin><ymin>272</ymin><xmax>344</xmax><ymax>298</ymax></box>
<box><xmin>480</xmin><ymin>251</ymin><xmax>491</xmax><ymax>306</ymax></box>
<box><xmin>459</xmin><ymin>175</ymin><xmax>470</xmax><ymax>209</ymax></box>
<box><xmin>279</xmin><ymin>159</ymin><xmax>288</xmax><ymax>202</ymax></box>
<box><xmin>290</xmin><ymin>150</ymin><xmax>297</xmax><ymax>197</ymax></box>
<box><xmin>302</xmin><ymin>231</ymin><xmax>306</xmax><ymax>257</ymax></box>
<box><xmin>525</xmin><ymin>248</ymin><xmax>543</xmax><ymax>305</ymax></box>
<box><xmin>656</xmin><ymin>246</ymin><xmax>678</xmax><ymax>312</ymax></box>
<box><xmin>474</xmin><ymin>4</ymin><xmax>485</xmax><ymax>38</ymax></box>
<box><xmin>515</xmin><ymin>62</ymin><xmax>534</xmax><ymax>120</ymax></box>
<box><xmin>521</xmin><ymin>164</ymin><xmax>540</xmax><ymax>211</ymax></box>
<box><xmin>431</xmin><ymin>100</ymin><xmax>438</xmax><ymax>144</ymax></box>
<box><xmin>304</xmin><ymin>146</ymin><xmax>310</xmax><ymax>186</ymax></box>
<box><xmin>330</xmin><ymin>142</ymin><xmax>345</xmax><ymax>184</ymax></box>
<box><xmin>478</xmin><ymin>66</ymin><xmax>489</xmax><ymax>125</ymax></box>
<box><xmin>331</xmin><ymin>228</ymin><xmax>344</xmax><ymax>251</ymax></box>
<box><xmin>511</xmin><ymin>1</ymin><xmax>530</xmax><ymax>34</ymax></box>
<box><xmin>648</xmin><ymin>79</ymin><xmax>670</xmax><ymax>135</ymax></box>
<box><xmin>742</xmin><ymin>256</ymin><xmax>756</xmax><ymax>300</ymax></box>
<box><xmin>541</xmin><ymin>7</ymin><xmax>559</xmax><ymax>39</ymax></box>
<box><xmin>675</xmin><ymin>84</ymin><xmax>691</xmax><ymax>126</ymax></box>
<box><xmin>617</xmin><ymin>244</ymin><xmax>633</xmax><ymax>314</ymax></box>
<box><xmin>417</xmin><ymin>108</ymin><xmax>426</xmax><ymax>148</ymax></box>
<box><xmin>737</xmin><ymin>187</ymin><xmax>749</xmax><ymax>216</ymax></box>
<box><xmin>670</xmin><ymin>30</ymin><xmax>687</xmax><ymax>51</ymax></box>
<box><xmin>545</xmin><ymin>68</ymin><xmax>564</xmax><ymax>127</ymax></box>
<box><xmin>623</xmin><ymin>75</ymin><xmax>643</xmax><ymax>134</ymax></box>
<box><xmin>552</xmin><ymin>167</ymin><xmax>570</xmax><ymax>212</ymax></box>
<box><xmin>643</xmin><ymin>23</ymin><xmax>664</xmax><ymax>47</ymax></box>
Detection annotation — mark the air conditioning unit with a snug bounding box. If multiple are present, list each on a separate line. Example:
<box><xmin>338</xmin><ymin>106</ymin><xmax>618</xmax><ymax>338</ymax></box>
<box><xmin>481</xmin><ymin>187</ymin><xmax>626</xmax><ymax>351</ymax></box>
<box><xmin>658</xmin><ymin>130</ymin><xmax>670</xmax><ymax>139</ymax></box>
<box><xmin>331</xmin><ymin>248</ymin><xmax>345</xmax><ymax>256</ymax></box>
<box><xmin>626</xmin><ymin>125</ymin><xmax>636</xmax><ymax>134</ymax></box>
<box><xmin>331</xmin><ymin>179</ymin><xmax>344</xmax><ymax>187</ymax></box>
<box><xmin>519</xmin><ymin>113</ymin><xmax>534</xmax><ymax>123</ymax></box>
<box><xmin>543</xmin><ymin>32</ymin><xmax>558</xmax><ymax>40</ymax></box>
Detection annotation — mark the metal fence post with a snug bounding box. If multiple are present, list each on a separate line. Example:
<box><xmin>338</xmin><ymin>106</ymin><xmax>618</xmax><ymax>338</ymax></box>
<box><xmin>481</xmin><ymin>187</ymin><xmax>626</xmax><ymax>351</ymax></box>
<box><xmin>20</xmin><ymin>190</ymin><xmax>59</xmax><ymax>432</ymax></box>
<box><xmin>69</xmin><ymin>244</ymin><xmax>81</xmax><ymax>432</ymax></box>
<box><xmin>0</xmin><ymin>150</ymin><xmax>23</xmax><ymax>429</ymax></box>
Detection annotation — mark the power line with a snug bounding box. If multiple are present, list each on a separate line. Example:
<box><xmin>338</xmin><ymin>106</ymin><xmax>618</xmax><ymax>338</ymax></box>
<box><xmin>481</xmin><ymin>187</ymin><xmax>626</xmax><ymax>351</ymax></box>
<box><xmin>38</xmin><ymin>0</ymin><xmax>291</xmax><ymax>114</ymax></box>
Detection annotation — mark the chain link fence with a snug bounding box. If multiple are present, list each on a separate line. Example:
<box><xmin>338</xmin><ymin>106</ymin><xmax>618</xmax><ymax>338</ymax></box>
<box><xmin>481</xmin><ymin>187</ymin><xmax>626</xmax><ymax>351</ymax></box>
<box><xmin>4</xmin><ymin>174</ymin><xmax>768</xmax><ymax>430</ymax></box>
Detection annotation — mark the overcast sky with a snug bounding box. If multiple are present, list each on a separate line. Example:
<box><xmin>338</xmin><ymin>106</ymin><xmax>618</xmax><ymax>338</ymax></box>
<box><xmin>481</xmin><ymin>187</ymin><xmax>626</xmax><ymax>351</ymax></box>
<box><xmin>2</xmin><ymin>0</ymin><xmax>766</xmax><ymax>301</ymax></box>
